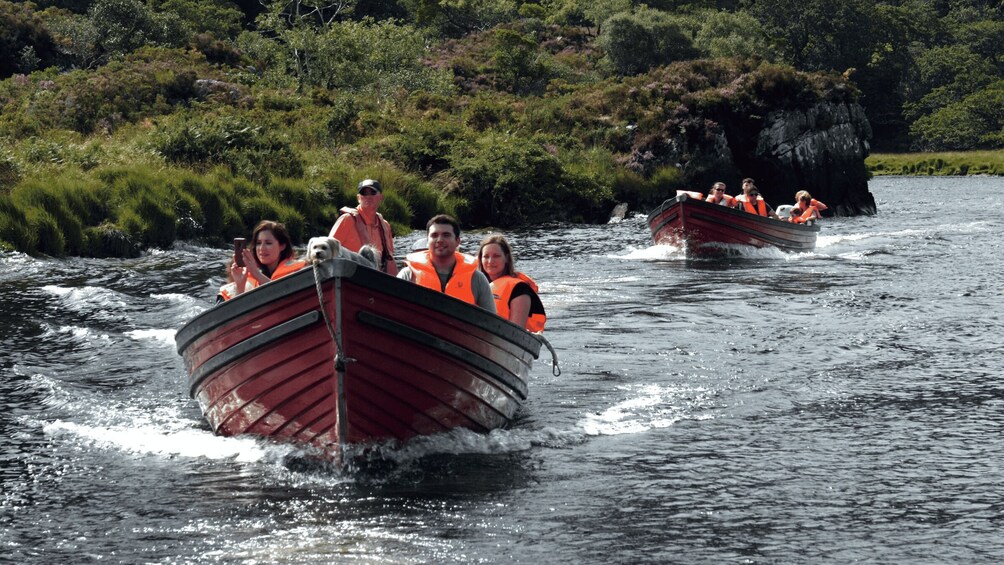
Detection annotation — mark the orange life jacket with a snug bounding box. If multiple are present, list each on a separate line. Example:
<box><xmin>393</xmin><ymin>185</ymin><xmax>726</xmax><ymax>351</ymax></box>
<box><xmin>330</xmin><ymin>207</ymin><xmax>394</xmax><ymax>271</ymax></box>
<box><xmin>405</xmin><ymin>251</ymin><xmax>479</xmax><ymax>305</ymax></box>
<box><xmin>677</xmin><ymin>190</ymin><xmax>705</xmax><ymax>200</ymax></box>
<box><xmin>270</xmin><ymin>258</ymin><xmax>307</xmax><ymax>280</ymax></box>
<box><xmin>737</xmin><ymin>195</ymin><xmax>768</xmax><ymax>216</ymax></box>
<box><xmin>795</xmin><ymin>199</ymin><xmax>827</xmax><ymax>214</ymax></box>
<box><xmin>800</xmin><ymin>206</ymin><xmax>820</xmax><ymax>222</ymax></box>
<box><xmin>490</xmin><ymin>273</ymin><xmax>547</xmax><ymax>332</ymax></box>
<box><xmin>217</xmin><ymin>278</ymin><xmax>259</xmax><ymax>302</ymax></box>
<box><xmin>706</xmin><ymin>193</ymin><xmax>737</xmax><ymax>207</ymax></box>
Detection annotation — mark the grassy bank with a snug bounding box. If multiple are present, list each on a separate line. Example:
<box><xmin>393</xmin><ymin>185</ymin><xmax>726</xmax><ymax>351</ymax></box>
<box><xmin>867</xmin><ymin>151</ymin><xmax>1004</xmax><ymax>176</ymax></box>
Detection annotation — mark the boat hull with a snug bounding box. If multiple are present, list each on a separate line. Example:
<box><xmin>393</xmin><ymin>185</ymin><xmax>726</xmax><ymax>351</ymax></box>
<box><xmin>175</xmin><ymin>260</ymin><xmax>541</xmax><ymax>452</ymax></box>
<box><xmin>647</xmin><ymin>194</ymin><xmax>819</xmax><ymax>256</ymax></box>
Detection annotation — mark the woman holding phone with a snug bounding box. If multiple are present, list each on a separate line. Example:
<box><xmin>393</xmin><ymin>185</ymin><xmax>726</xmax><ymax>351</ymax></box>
<box><xmin>221</xmin><ymin>220</ymin><xmax>306</xmax><ymax>301</ymax></box>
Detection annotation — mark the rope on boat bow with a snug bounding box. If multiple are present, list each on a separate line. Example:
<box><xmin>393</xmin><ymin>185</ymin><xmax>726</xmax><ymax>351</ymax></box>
<box><xmin>312</xmin><ymin>261</ymin><xmax>350</xmax><ymax>463</ymax></box>
<box><xmin>535</xmin><ymin>333</ymin><xmax>561</xmax><ymax>376</ymax></box>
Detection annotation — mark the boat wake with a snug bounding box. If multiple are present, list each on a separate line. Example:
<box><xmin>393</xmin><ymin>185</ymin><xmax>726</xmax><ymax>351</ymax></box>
<box><xmin>579</xmin><ymin>383</ymin><xmax>715</xmax><ymax>436</ymax></box>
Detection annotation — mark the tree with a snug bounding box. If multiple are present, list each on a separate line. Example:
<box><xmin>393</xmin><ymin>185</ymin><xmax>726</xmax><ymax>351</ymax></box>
<box><xmin>151</xmin><ymin>0</ymin><xmax>244</xmax><ymax>38</ymax></box>
<box><xmin>0</xmin><ymin>1</ymin><xmax>59</xmax><ymax>78</ymax></box>
<box><xmin>491</xmin><ymin>28</ymin><xmax>552</xmax><ymax>95</ymax></box>
<box><xmin>599</xmin><ymin>7</ymin><xmax>698</xmax><ymax>76</ymax></box>
<box><xmin>88</xmin><ymin>0</ymin><xmax>187</xmax><ymax>58</ymax></box>
<box><xmin>693</xmin><ymin>9</ymin><xmax>773</xmax><ymax>60</ymax></box>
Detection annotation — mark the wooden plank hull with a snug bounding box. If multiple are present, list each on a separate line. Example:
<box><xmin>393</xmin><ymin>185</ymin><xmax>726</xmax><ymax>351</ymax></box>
<box><xmin>647</xmin><ymin>194</ymin><xmax>819</xmax><ymax>256</ymax></box>
<box><xmin>175</xmin><ymin>260</ymin><xmax>541</xmax><ymax>452</ymax></box>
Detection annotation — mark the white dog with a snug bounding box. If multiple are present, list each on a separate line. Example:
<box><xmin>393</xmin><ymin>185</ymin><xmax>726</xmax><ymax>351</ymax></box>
<box><xmin>306</xmin><ymin>236</ymin><xmax>377</xmax><ymax>269</ymax></box>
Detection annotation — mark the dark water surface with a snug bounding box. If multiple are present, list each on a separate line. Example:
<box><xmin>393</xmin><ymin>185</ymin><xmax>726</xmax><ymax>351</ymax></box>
<box><xmin>2</xmin><ymin>176</ymin><xmax>1003</xmax><ymax>563</ymax></box>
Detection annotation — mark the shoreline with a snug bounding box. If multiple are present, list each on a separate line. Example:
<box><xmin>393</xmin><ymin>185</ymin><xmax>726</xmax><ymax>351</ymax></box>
<box><xmin>867</xmin><ymin>150</ymin><xmax>1004</xmax><ymax>176</ymax></box>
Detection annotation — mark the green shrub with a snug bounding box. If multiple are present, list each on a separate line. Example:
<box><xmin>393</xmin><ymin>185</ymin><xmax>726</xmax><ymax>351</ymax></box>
<box><xmin>599</xmin><ymin>8</ymin><xmax>698</xmax><ymax>76</ymax></box>
<box><xmin>385</xmin><ymin>119</ymin><xmax>464</xmax><ymax>174</ymax></box>
<box><xmin>155</xmin><ymin>113</ymin><xmax>304</xmax><ymax>183</ymax></box>
<box><xmin>448</xmin><ymin>131</ymin><xmax>566</xmax><ymax>227</ymax></box>
<box><xmin>463</xmin><ymin>93</ymin><xmax>517</xmax><ymax>131</ymax></box>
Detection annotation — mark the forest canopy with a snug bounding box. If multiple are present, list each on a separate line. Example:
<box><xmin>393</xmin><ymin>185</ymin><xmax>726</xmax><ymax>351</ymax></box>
<box><xmin>1</xmin><ymin>0</ymin><xmax>1002</xmax><ymax>255</ymax></box>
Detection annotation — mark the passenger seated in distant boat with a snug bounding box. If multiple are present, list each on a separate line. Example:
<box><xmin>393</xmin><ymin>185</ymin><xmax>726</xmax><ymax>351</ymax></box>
<box><xmin>705</xmin><ymin>182</ymin><xmax>737</xmax><ymax>207</ymax></box>
<box><xmin>793</xmin><ymin>190</ymin><xmax>828</xmax><ymax>217</ymax></box>
<box><xmin>735</xmin><ymin>178</ymin><xmax>780</xmax><ymax>219</ymax></box>
<box><xmin>477</xmin><ymin>234</ymin><xmax>546</xmax><ymax>332</ymax></box>
<box><xmin>229</xmin><ymin>220</ymin><xmax>307</xmax><ymax>298</ymax></box>
<box><xmin>788</xmin><ymin>204</ymin><xmax>820</xmax><ymax>224</ymax></box>
<box><xmin>398</xmin><ymin>214</ymin><xmax>496</xmax><ymax>312</ymax></box>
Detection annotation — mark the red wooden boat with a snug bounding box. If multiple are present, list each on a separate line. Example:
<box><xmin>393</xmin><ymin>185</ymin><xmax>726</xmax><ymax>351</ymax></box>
<box><xmin>647</xmin><ymin>193</ymin><xmax>819</xmax><ymax>256</ymax></box>
<box><xmin>175</xmin><ymin>259</ymin><xmax>542</xmax><ymax>454</ymax></box>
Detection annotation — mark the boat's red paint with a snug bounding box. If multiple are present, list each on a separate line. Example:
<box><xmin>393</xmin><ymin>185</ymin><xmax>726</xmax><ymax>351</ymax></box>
<box><xmin>647</xmin><ymin>194</ymin><xmax>819</xmax><ymax>256</ymax></box>
<box><xmin>176</xmin><ymin>259</ymin><xmax>541</xmax><ymax>452</ymax></box>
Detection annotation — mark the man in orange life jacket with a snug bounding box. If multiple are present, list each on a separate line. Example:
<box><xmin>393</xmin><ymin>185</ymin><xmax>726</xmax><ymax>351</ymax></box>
<box><xmin>397</xmin><ymin>214</ymin><xmax>496</xmax><ymax>312</ymax></box>
<box><xmin>328</xmin><ymin>179</ymin><xmax>398</xmax><ymax>275</ymax></box>
<box><xmin>735</xmin><ymin>178</ymin><xmax>780</xmax><ymax>219</ymax></box>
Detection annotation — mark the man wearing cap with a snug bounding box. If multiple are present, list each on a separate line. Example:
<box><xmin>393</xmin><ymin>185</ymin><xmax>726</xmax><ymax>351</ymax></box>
<box><xmin>329</xmin><ymin>179</ymin><xmax>398</xmax><ymax>275</ymax></box>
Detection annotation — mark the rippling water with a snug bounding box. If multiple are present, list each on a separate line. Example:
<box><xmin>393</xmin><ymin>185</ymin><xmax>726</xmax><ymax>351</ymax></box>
<box><xmin>2</xmin><ymin>176</ymin><xmax>1003</xmax><ymax>563</ymax></box>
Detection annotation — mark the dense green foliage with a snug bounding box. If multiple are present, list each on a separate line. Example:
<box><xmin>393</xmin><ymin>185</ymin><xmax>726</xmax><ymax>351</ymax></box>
<box><xmin>1</xmin><ymin>0</ymin><xmax>1002</xmax><ymax>256</ymax></box>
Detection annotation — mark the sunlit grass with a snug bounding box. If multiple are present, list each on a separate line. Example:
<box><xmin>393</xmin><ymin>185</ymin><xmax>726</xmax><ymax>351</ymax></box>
<box><xmin>867</xmin><ymin>150</ymin><xmax>1004</xmax><ymax>176</ymax></box>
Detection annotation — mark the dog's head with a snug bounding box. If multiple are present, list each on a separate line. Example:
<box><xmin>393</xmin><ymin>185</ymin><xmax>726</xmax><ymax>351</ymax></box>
<box><xmin>307</xmin><ymin>236</ymin><xmax>341</xmax><ymax>264</ymax></box>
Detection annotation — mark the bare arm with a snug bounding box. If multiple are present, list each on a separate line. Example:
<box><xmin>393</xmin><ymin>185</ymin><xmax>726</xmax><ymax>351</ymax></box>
<box><xmin>507</xmin><ymin>294</ymin><xmax>531</xmax><ymax>328</ymax></box>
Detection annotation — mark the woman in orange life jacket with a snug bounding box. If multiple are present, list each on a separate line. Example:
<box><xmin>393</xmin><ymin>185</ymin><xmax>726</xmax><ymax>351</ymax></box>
<box><xmin>793</xmin><ymin>190</ymin><xmax>828</xmax><ymax>217</ymax></box>
<box><xmin>788</xmin><ymin>204</ymin><xmax>820</xmax><ymax>224</ymax></box>
<box><xmin>735</xmin><ymin>178</ymin><xmax>780</xmax><ymax>219</ymax></box>
<box><xmin>216</xmin><ymin>257</ymin><xmax>258</xmax><ymax>303</ymax></box>
<box><xmin>229</xmin><ymin>220</ymin><xmax>306</xmax><ymax>298</ymax></box>
<box><xmin>477</xmin><ymin>234</ymin><xmax>547</xmax><ymax>333</ymax></box>
<box><xmin>704</xmin><ymin>181</ymin><xmax>737</xmax><ymax>207</ymax></box>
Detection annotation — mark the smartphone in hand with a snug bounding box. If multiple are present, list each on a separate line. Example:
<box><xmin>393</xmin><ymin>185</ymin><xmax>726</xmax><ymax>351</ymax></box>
<box><xmin>233</xmin><ymin>238</ymin><xmax>246</xmax><ymax>267</ymax></box>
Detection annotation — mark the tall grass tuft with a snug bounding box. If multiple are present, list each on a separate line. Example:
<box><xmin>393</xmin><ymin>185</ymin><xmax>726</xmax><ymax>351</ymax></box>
<box><xmin>0</xmin><ymin>196</ymin><xmax>35</xmax><ymax>253</ymax></box>
<box><xmin>12</xmin><ymin>181</ymin><xmax>85</xmax><ymax>255</ymax></box>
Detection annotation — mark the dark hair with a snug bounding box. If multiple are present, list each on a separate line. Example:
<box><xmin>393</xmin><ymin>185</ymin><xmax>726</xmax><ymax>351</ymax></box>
<box><xmin>250</xmin><ymin>220</ymin><xmax>294</xmax><ymax>273</ymax></box>
<box><xmin>477</xmin><ymin>234</ymin><xmax>516</xmax><ymax>279</ymax></box>
<box><xmin>742</xmin><ymin>178</ymin><xmax>754</xmax><ymax>184</ymax></box>
<box><xmin>427</xmin><ymin>214</ymin><xmax>460</xmax><ymax>238</ymax></box>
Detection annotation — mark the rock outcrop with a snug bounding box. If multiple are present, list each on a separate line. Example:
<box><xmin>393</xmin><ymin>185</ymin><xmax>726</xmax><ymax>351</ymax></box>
<box><xmin>745</xmin><ymin>101</ymin><xmax>876</xmax><ymax>216</ymax></box>
<box><xmin>667</xmin><ymin>100</ymin><xmax>876</xmax><ymax>216</ymax></box>
<box><xmin>619</xmin><ymin>62</ymin><xmax>878</xmax><ymax>216</ymax></box>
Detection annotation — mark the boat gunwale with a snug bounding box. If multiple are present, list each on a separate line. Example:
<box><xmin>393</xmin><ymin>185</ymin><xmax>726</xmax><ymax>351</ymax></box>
<box><xmin>175</xmin><ymin>259</ymin><xmax>542</xmax><ymax>358</ymax></box>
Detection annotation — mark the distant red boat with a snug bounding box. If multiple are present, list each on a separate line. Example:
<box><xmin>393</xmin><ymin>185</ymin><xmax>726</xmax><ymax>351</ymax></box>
<box><xmin>647</xmin><ymin>193</ymin><xmax>819</xmax><ymax>256</ymax></box>
<box><xmin>175</xmin><ymin>259</ymin><xmax>542</xmax><ymax>454</ymax></box>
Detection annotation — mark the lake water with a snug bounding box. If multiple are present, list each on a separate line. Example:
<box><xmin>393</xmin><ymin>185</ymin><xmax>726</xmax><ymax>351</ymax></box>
<box><xmin>2</xmin><ymin>176</ymin><xmax>1003</xmax><ymax>563</ymax></box>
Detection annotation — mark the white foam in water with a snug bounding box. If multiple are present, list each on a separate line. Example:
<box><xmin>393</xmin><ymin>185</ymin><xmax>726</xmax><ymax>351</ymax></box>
<box><xmin>42</xmin><ymin>420</ymin><xmax>280</xmax><ymax>462</ymax></box>
<box><xmin>42</xmin><ymin>285</ymin><xmax>129</xmax><ymax>321</ymax></box>
<box><xmin>124</xmin><ymin>328</ymin><xmax>177</xmax><ymax>347</ymax></box>
<box><xmin>579</xmin><ymin>383</ymin><xmax>699</xmax><ymax>436</ymax></box>
<box><xmin>348</xmin><ymin>426</ymin><xmax>588</xmax><ymax>467</ymax></box>
<box><xmin>148</xmin><ymin>292</ymin><xmax>210</xmax><ymax>324</ymax></box>
<box><xmin>615</xmin><ymin>244</ymin><xmax>685</xmax><ymax>261</ymax></box>
<box><xmin>52</xmin><ymin>324</ymin><xmax>111</xmax><ymax>342</ymax></box>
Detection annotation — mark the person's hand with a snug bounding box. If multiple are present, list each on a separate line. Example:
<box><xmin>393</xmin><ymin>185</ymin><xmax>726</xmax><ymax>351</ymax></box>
<box><xmin>243</xmin><ymin>249</ymin><xmax>269</xmax><ymax>283</ymax></box>
<box><xmin>230</xmin><ymin>261</ymin><xmax>248</xmax><ymax>294</ymax></box>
